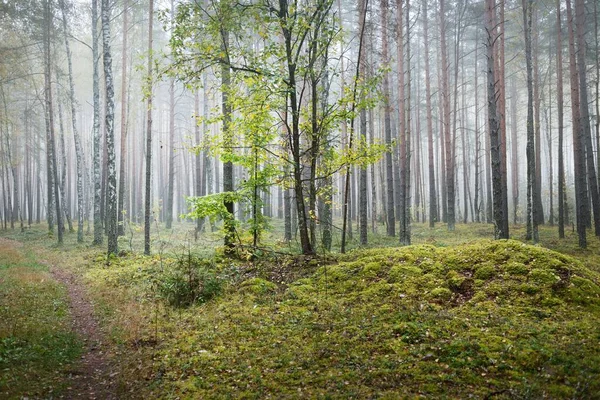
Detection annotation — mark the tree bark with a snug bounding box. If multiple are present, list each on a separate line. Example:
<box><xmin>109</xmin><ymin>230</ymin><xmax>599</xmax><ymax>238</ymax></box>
<box><xmin>45</xmin><ymin>0</ymin><xmax>63</xmax><ymax>244</ymax></box>
<box><xmin>488</xmin><ymin>0</ymin><xmax>509</xmax><ymax>239</ymax></box>
<box><xmin>144</xmin><ymin>0</ymin><xmax>154</xmax><ymax>255</ymax></box>
<box><xmin>566</xmin><ymin>0</ymin><xmax>587</xmax><ymax>247</ymax></box>
<box><xmin>117</xmin><ymin>0</ymin><xmax>128</xmax><ymax>237</ymax></box>
<box><xmin>59</xmin><ymin>0</ymin><xmax>85</xmax><ymax>242</ymax></box>
<box><xmin>423</xmin><ymin>0</ymin><xmax>436</xmax><ymax>228</ymax></box>
<box><xmin>575</xmin><ymin>0</ymin><xmax>600</xmax><ymax>236</ymax></box>
<box><xmin>92</xmin><ymin>0</ymin><xmax>103</xmax><ymax>245</ymax></box>
<box><xmin>523</xmin><ymin>0</ymin><xmax>539</xmax><ymax>243</ymax></box>
<box><xmin>102</xmin><ymin>0</ymin><xmax>118</xmax><ymax>256</ymax></box>
<box><xmin>556</xmin><ymin>0</ymin><xmax>565</xmax><ymax>238</ymax></box>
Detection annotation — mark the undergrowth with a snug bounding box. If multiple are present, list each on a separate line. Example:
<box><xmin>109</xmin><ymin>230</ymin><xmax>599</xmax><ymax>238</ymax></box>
<box><xmin>0</xmin><ymin>241</ymin><xmax>82</xmax><ymax>398</ymax></box>
<box><xmin>2</xmin><ymin>223</ymin><xmax>600</xmax><ymax>398</ymax></box>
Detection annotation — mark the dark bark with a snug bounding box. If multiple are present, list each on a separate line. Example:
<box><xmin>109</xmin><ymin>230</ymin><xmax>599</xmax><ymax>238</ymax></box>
<box><xmin>575</xmin><ymin>0</ymin><xmax>600</xmax><ymax>236</ymax></box>
<box><xmin>117</xmin><ymin>0</ymin><xmax>128</xmax><ymax>237</ymax></box>
<box><xmin>556</xmin><ymin>0</ymin><xmax>565</xmax><ymax>238</ymax></box>
<box><xmin>487</xmin><ymin>0</ymin><xmax>509</xmax><ymax>239</ymax></box>
<box><xmin>423</xmin><ymin>0</ymin><xmax>435</xmax><ymax>228</ymax></box>
<box><xmin>144</xmin><ymin>0</ymin><xmax>154</xmax><ymax>255</ymax></box>
<box><xmin>566</xmin><ymin>0</ymin><xmax>587</xmax><ymax>247</ymax></box>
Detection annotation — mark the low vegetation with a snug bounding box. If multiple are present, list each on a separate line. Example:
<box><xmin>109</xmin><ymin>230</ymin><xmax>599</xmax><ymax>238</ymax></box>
<box><xmin>0</xmin><ymin>240</ymin><xmax>82</xmax><ymax>398</ymax></box>
<box><xmin>2</xmin><ymin>224</ymin><xmax>600</xmax><ymax>398</ymax></box>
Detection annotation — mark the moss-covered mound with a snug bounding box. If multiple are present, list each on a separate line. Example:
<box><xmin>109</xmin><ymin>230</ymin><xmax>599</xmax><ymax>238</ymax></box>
<box><xmin>126</xmin><ymin>241</ymin><xmax>600</xmax><ymax>398</ymax></box>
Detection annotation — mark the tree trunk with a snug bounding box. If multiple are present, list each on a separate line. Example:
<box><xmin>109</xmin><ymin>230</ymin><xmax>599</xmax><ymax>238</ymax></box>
<box><xmin>102</xmin><ymin>0</ymin><xmax>118</xmax><ymax>256</ymax></box>
<box><xmin>488</xmin><ymin>0</ymin><xmax>509</xmax><ymax>239</ymax></box>
<box><xmin>440</xmin><ymin>0</ymin><xmax>454</xmax><ymax>232</ymax></box>
<box><xmin>566</xmin><ymin>0</ymin><xmax>587</xmax><ymax>247</ymax></box>
<box><xmin>45</xmin><ymin>0</ymin><xmax>63</xmax><ymax>244</ymax></box>
<box><xmin>532</xmin><ymin>15</ymin><xmax>545</xmax><ymax>225</ymax></box>
<box><xmin>221</xmin><ymin>28</ymin><xmax>235</xmax><ymax>253</ymax></box>
<box><xmin>510</xmin><ymin>77</ymin><xmax>519</xmax><ymax>225</ymax></box>
<box><xmin>556</xmin><ymin>0</ymin><xmax>565</xmax><ymax>238</ymax></box>
<box><xmin>575</xmin><ymin>0</ymin><xmax>600</xmax><ymax>236</ymax></box>
<box><xmin>117</xmin><ymin>0</ymin><xmax>128</xmax><ymax>237</ymax></box>
<box><xmin>59</xmin><ymin>0</ymin><xmax>85</xmax><ymax>242</ymax></box>
<box><xmin>92</xmin><ymin>0</ymin><xmax>103</xmax><ymax>245</ymax></box>
<box><xmin>523</xmin><ymin>0</ymin><xmax>539</xmax><ymax>243</ymax></box>
<box><xmin>423</xmin><ymin>0</ymin><xmax>436</xmax><ymax>228</ymax></box>
<box><xmin>144</xmin><ymin>0</ymin><xmax>154</xmax><ymax>255</ymax></box>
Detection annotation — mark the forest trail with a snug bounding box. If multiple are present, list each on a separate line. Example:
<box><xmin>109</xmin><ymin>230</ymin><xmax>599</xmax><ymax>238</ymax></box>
<box><xmin>46</xmin><ymin>259</ymin><xmax>118</xmax><ymax>399</ymax></box>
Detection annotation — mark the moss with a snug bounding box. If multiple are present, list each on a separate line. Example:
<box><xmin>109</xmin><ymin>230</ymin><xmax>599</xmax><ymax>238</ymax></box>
<box><xmin>361</xmin><ymin>261</ymin><xmax>383</xmax><ymax>279</ymax></box>
<box><xmin>239</xmin><ymin>278</ymin><xmax>278</xmax><ymax>295</ymax></box>
<box><xmin>473</xmin><ymin>263</ymin><xmax>496</xmax><ymax>280</ymax></box>
<box><xmin>516</xmin><ymin>283</ymin><xmax>540</xmax><ymax>295</ymax></box>
<box><xmin>428</xmin><ymin>287</ymin><xmax>453</xmax><ymax>303</ymax></box>
<box><xmin>529</xmin><ymin>268</ymin><xmax>560</xmax><ymax>286</ymax></box>
<box><xmin>388</xmin><ymin>265</ymin><xmax>422</xmax><ymax>282</ymax></box>
<box><xmin>505</xmin><ymin>261</ymin><xmax>529</xmax><ymax>276</ymax></box>
<box><xmin>446</xmin><ymin>270</ymin><xmax>465</xmax><ymax>291</ymax></box>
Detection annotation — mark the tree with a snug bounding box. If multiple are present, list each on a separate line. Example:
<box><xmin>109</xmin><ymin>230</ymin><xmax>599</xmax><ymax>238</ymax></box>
<box><xmin>144</xmin><ymin>0</ymin><xmax>154</xmax><ymax>255</ymax></box>
<box><xmin>566</xmin><ymin>0</ymin><xmax>587</xmax><ymax>248</ymax></box>
<box><xmin>487</xmin><ymin>0</ymin><xmax>508</xmax><ymax>239</ymax></box>
<box><xmin>117</xmin><ymin>0</ymin><xmax>128</xmax><ymax>237</ymax></box>
<box><xmin>102</xmin><ymin>0</ymin><xmax>118</xmax><ymax>255</ymax></box>
<box><xmin>92</xmin><ymin>0</ymin><xmax>102</xmax><ymax>245</ymax></box>
<box><xmin>575</xmin><ymin>0</ymin><xmax>600</xmax><ymax>237</ymax></box>
<box><xmin>556</xmin><ymin>0</ymin><xmax>565</xmax><ymax>239</ymax></box>
<box><xmin>439</xmin><ymin>0</ymin><xmax>454</xmax><ymax>232</ymax></box>
<box><xmin>358</xmin><ymin>0</ymin><xmax>368</xmax><ymax>246</ymax></box>
<box><xmin>523</xmin><ymin>0</ymin><xmax>538</xmax><ymax>243</ymax></box>
<box><xmin>423</xmin><ymin>0</ymin><xmax>436</xmax><ymax>229</ymax></box>
<box><xmin>58</xmin><ymin>0</ymin><xmax>84</xmax><ymax>243</ymax></box>
<box><xmin>44</xmin><ymin>0</ymin><xmax>64</xmax><ymax>244</ymax></box>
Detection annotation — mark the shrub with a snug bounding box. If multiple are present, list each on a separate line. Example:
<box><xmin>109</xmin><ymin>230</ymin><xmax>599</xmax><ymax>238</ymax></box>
<box><xmin>156</xmin><ymin>257</ymin><xmax>223</xmax><ymax>308</ymax></box>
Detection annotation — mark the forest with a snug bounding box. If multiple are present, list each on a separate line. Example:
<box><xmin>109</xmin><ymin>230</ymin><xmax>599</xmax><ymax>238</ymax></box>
<box><xmin>1</xmin><ymin>0</ymin><xmax>600</xmax><ymax>398</ymax></box>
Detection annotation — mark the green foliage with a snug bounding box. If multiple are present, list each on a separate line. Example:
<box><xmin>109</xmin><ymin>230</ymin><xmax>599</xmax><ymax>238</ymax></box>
<box><xmin>84</xmin><ymin>238</ymin><xmax>600</xmax><ymax>398</ymax></box>
<box><xmin>155</xmin><ymin>256</ymin><xmax>224</xmax><ymax>308</ymax></box>
<box><xmin>0</xmin><ymin>247</ymin><xmax>82</xmax><ymax>398</ymax></box>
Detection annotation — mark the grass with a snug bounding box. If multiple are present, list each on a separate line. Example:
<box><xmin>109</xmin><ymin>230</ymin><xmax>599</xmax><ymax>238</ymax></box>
<box><xmin>0</xmin><ymin>240</ymin><xmax>82</xmax><ymax>399</ymax></box>
<box><xmin>1</xmin><ymin>220</ymin><xmax>600</xmax><ymax>398</ymax></box>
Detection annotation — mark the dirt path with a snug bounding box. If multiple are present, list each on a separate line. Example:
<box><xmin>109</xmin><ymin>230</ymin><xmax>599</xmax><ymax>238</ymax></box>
<box><xmin>49</xmin><ymin>265</ymin><xmax>117</xmax><ymax>399</ymax></box>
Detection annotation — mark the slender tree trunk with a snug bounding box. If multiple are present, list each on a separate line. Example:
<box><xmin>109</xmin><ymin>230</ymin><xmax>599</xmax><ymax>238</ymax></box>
<box><xmin>401</xmin><ymin>0</ymin><xmax>411</xmax><ymax>245</ymax></box>
<box><xmin>566</xmin><ymin>0</ymin><xmax>587</xmax><ymax>247</ymax></box>
<box><xmin>440</xmin><ymin>0</ymin><xmax>454</xmax><ymax>231</ymax></box>
<box><xmin>358</xmin><ymin>0</ymin><xmax>368</xmax><ymax>246</ymax></box>
<box><xmin>488</xmin><ymin>0</ymin><xmax>509</xmax><ymax>239</ymax></box>
<box><xmin>523</xmin><ymin>0</ymin><xmax>539</xmax><ymax>243</ymax></box>
<box><xmin>221</xmin><ymin>28</ymin><xmax>235</xmax><ymax>253</ymax></box>
<box><xmin>423</xmin><ymin>0</ymin><xmax>436</xmax><ymax>228</ymax></box>
<box><xmin>510</xmin><ymin>77</ymin><xmax>519</xmax><ymax>225</ymax></box>
<box><xmin>59</xmin><ymin>0</ymin><xmax>84</xmax><ymax>242</ymax></box>
<box><xmin>117</xmin><ymin>0</ymin><xmax>128</xmax><ymax>237</ymax></box>
<box><xmin>381</xmin><ymin>0</ymin><xmax>395</xmax><ymax>235</ymax></box>
<box><xmin>556</xmin><ymin>0</ymin><xmax>565</xmax><ymax>238</ymax></box>
<box><xmin>102</xmin><ymin>0</ymin><xmax>118</xmax><ymax>256</ymax></box>
<box><xmin>54</xmin><ymin>74</ymin><xmax>73</xmax><ymax>233</ymax></box>
<box><xmin>497</xmin><ymin>0</ymin><xmax>509</xmax><ymax>235</ymax></box>
<box><xmin>575</xmin><ymin>0</ymin><xmax>600</xmax><ymax>236</ymax></box>
<box><xmin>92</xmin><ymin>0</ymin><xmax>103</xmax><ymax>245</ymax></box>
<box><xmin>144</xmin><ymin>0</ymin><xmax>154</xmax><ymax>255</ymax></box>
<box><xmin>533</xmin><ymin>15</ymin><xmax>544</xmax><ymax>225</ymax></box>
<box><xmin>45</xmin><ymin>0</ymin><xmax>63</xmax><ymax>244</ymax></box>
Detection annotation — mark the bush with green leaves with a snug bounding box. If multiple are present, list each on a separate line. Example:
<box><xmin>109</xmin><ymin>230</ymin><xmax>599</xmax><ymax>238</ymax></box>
<box><xmin>156</xmin><ymin>256</ymin><xmax>223</xmax><ymax>308</ymax></box>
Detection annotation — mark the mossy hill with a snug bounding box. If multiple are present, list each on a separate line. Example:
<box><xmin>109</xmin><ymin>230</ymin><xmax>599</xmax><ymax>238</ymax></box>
<box><xmin>87</xmin><ymin>239</ymin><xmax>600</xmax><ymax>399</ymax></box>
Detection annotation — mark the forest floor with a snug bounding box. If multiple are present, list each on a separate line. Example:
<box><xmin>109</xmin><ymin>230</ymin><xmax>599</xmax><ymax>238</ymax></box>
<box><xmin>0</xmin><ymin>236</ymin><xmax>116</xmax><ymax>399</ymax></box>
<box><xmin>1</xmin><ymin>222</ymin><xmax>600</xmax><ymax>398</ymax></box>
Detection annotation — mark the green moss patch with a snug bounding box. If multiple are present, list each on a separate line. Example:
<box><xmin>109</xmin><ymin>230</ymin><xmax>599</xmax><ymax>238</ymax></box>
<box><xmin>133</xmin><ymin>240</ymin><xmax>600</xmax><ymax>398</ymax></box>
